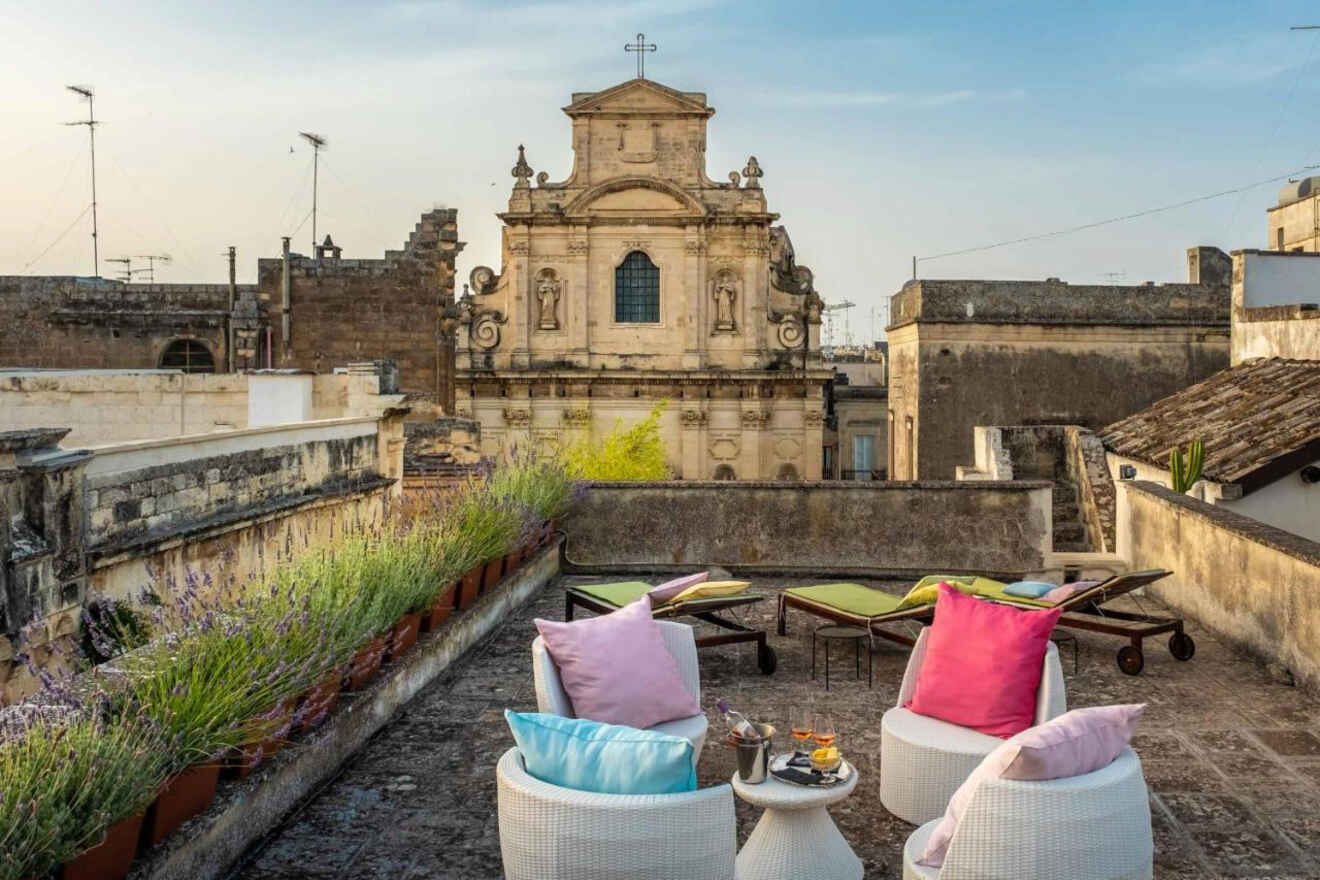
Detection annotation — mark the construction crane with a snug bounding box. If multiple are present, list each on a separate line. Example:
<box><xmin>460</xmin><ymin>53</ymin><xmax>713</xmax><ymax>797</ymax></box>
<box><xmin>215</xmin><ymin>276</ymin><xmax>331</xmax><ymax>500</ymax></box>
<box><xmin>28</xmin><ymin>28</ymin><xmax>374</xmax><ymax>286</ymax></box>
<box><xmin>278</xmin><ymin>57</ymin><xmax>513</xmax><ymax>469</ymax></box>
<box><xmin>821</xmin><ymin>299</ymin><xmax>856</xmax><ymax>347</ymax></box>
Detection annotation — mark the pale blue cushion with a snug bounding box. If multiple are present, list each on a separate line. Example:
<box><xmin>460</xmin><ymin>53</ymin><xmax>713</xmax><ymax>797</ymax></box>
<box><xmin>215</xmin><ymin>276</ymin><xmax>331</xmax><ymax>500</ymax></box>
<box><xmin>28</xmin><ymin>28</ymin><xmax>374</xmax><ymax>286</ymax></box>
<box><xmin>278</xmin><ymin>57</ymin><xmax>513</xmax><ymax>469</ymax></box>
<box><xmin>1003</xmin><ymin>581</ymin><xmax>1058</xmax><ymax>599</ymax></box>
<box><xmin>505</xmin><ymin>710</ymin><xmax>697</xmax><ymax>795</ymax></box>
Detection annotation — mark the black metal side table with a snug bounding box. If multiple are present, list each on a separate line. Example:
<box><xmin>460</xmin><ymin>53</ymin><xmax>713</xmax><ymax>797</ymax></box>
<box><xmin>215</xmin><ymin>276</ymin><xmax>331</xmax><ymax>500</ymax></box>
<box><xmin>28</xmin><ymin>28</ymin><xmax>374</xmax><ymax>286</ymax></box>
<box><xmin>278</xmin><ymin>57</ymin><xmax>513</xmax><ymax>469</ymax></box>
<box><xmin>811</xmin><ymin>625</ymin><xmax>872</xmax><ymax>691</ymax></box>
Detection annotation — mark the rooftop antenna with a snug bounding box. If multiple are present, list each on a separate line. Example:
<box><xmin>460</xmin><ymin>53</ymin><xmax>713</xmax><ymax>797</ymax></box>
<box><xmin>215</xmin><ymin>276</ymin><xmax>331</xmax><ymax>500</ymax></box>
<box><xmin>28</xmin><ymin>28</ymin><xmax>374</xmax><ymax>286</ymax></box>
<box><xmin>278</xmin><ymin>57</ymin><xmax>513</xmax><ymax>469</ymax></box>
<box><xmin>64</xmin><ymin>85</ymin><xmax>100</xmax><ymax>277</ymax></box>
<box><xmin>299</xmin><ymin>132</ymin><xmax>327</xmax><ymax>255</ymax></box>
<box><xmin>133</xmin><ymin>253</ymin><xmax>172</xmax><ymax>283</ymax></box>
<box><xmin>106</xmin><ymin>256</ymin><xmax>131</xmax><ymax>283</ymax></box>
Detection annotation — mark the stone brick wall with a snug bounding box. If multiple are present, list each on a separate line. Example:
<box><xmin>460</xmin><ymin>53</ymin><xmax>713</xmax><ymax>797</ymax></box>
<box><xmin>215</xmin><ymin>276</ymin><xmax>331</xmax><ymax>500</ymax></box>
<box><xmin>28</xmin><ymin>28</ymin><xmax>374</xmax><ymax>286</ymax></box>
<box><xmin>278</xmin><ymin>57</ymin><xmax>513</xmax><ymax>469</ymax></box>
<box><xmin>1065</xmin><ymin>426</ymin><xmax>1116</xmax><ymax>553</ymax></box>
<box><xmin>259</xmin><ymin>210</ymin><xmax>462</xmax><ymax>400</ymax></box>
<box><xmin>1118</xmin><ymin>480</ymin><xmax>1320</xmax><ymax>689</ymax></box>
<box><xmin>564</xmin><ymin>480</ymin><xmax>1053</xmax><ymax>577</ymax></box>
<box><xmin>82</xmin><ymin>420</ymin><xmax>382</xmax><ymax>552</ymax></box>
<box><xmin>0</xmin><ymin>276</ymin><xmax>236</xmax><ymax>370</ymax></box>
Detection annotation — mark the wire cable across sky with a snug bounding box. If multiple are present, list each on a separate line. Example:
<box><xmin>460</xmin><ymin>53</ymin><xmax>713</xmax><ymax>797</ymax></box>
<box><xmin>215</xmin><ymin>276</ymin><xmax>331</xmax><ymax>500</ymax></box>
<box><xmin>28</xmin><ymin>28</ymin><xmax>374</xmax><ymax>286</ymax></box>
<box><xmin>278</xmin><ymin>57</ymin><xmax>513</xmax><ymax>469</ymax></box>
<box><xmin>917</xmin><ymin>164</ymin><xmax>1320</xmax><ymax>266</ymax></box>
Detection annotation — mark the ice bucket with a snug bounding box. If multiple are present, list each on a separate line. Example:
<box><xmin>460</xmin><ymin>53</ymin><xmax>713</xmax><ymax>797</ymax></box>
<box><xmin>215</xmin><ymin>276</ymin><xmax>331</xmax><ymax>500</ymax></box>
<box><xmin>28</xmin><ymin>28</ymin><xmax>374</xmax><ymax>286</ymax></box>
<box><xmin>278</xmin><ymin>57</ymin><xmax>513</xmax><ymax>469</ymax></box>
<box><xmin>731</xmin><ymin>723</ymin><xmax>775</xmax><ymax>784</ymax></box>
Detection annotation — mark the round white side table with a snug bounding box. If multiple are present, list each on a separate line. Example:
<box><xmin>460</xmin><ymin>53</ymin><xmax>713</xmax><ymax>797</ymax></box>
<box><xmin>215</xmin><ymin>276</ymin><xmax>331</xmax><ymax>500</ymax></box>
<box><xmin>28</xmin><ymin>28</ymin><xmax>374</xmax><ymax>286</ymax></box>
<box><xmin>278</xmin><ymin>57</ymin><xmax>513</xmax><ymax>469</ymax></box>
<box><xmin>731</xmin><ymin>763</ymin><xmax>862</xmax><ymax>880</ymax></box>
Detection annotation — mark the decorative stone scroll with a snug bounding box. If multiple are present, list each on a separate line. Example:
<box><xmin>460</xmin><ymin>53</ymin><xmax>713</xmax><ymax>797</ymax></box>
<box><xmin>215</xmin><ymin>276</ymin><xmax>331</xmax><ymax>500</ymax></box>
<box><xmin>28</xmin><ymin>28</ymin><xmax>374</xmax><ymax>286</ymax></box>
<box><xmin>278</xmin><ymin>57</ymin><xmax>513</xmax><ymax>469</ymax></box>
<box><xmin>680</xmin><ymin>409</ymin><xmax>708</xmax><ymax>428</ymax></box>
<box><xmin>561</xmin><ymin>408</ymin><xmax>591</xmax><ymax>427</ymax></box>
<box><xmin>502</xmin><ymin>408</ymin><xmax>531</xmax><ymax>427</ymax></box>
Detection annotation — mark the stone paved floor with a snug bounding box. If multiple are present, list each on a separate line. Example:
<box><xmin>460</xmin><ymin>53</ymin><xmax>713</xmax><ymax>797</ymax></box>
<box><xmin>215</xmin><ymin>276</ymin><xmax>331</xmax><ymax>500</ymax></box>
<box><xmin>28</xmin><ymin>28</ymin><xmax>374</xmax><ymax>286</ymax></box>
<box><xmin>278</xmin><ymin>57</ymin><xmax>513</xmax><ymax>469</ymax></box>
<box><xmin>233</xmin><ymin>576</ymin><xmax>1320</xmax><ymax>879</ymax></box>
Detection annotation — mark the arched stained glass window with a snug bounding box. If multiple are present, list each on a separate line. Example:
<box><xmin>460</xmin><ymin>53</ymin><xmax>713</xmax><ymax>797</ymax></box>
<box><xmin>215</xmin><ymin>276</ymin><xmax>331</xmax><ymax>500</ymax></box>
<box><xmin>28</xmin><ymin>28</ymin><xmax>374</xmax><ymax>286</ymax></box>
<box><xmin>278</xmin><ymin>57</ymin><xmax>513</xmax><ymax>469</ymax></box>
<box><xmin>614</xmin><ymin>250</ymin><xmax>660</xmax><ymax>323</ymax></box>
<box><xmin>159</xmin><ymin>339</ymin><xmax>215</xmax><ymax>373</ymax></box>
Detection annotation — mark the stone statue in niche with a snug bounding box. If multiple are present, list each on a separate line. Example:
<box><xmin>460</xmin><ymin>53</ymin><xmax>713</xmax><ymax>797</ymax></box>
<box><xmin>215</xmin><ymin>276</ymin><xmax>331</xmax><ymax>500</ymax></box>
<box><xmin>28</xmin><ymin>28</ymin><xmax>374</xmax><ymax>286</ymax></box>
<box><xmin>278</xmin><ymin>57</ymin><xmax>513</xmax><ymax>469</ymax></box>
<box><xmin>712</xmin><ymin>271</ymin><xmax>738</xmax><ymax>332</ymax></box>
<box><xmin>535</xmin><ymin>269</ymin><xmax>561</xmax><ymax>330</ymax></box>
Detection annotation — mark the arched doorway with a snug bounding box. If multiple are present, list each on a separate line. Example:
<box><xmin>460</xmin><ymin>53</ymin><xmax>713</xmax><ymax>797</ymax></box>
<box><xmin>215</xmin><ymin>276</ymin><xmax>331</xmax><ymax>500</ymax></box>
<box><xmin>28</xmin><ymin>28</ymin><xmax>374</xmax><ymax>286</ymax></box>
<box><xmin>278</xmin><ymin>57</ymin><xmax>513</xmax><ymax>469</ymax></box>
<box><xmin>713</xmin><ymin>464</ymin><xmax>736</xmax><ymax>481</ymax></box>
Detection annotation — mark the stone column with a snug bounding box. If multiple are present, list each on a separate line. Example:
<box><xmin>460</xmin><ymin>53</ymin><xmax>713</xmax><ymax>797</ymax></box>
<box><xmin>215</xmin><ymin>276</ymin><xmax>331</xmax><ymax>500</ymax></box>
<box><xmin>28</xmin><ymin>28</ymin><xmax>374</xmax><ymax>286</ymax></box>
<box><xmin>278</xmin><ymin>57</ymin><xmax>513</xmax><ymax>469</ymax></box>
<box><xmin>509</xmin><ymin>229</ymin><xmax>532</xmax><ymax>369</ymax></box>
<box><xmin>743</xmin><ymin>227</ymin><xmax>768</xmax><ymax>368</ymax></box>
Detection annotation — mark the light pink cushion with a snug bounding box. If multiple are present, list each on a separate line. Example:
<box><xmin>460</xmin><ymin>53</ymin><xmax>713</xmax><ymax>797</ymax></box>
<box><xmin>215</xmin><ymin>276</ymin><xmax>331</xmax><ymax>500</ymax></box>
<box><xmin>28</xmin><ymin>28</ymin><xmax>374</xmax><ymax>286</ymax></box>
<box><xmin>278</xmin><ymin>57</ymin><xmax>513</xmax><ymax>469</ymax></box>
<box><xmin>534</xmin><ymin>596</ymin><xmax>700</xmax><ymax>729</ymax></box>
<box><xmin>648</xmin><ymin>572</ymin><xmax>709</xmax><ymax>605</ymax></box>
<box><xmin>919</xmin><ymin>704</ymin><xmax>1145</xmax><ymax>867</ymax></box>
<box><xmin>906</xmin><ymin>583</ymin><xmax>1062</xmax><ymax>738</ymax></box>
<box><xmin>1042</xmin><ymin>580</ymin><xmax>1100</xmax><ymax>605</ymax></box>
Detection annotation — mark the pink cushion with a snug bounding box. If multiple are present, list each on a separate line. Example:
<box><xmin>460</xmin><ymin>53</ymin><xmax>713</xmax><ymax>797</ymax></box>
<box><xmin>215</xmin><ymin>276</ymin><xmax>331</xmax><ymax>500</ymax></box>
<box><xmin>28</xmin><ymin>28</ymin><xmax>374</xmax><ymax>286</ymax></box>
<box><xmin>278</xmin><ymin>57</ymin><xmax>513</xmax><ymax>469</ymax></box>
<box><xmin>1042</xmin><ymin>580</ymin><xmax>1099</xmax><ymax>605</ymax></box>
<box><xmin>919</xmin><ymin>704</ymin><xmax>1145</xmax><ymax>867</ymax></box>
<box><xmin>534</xmin><ymin>596</ymin><xmax>700</xmax><ymax>729</ymax></box>
<box><xmin>648</xmin><ymin>572</ymin><xmax>708</xmax><ymax>604</ymax></box>
<box><xmin>906</xmin><ymin>583</ymin><xmax>1062</xmax><ymax>738</ymax></box>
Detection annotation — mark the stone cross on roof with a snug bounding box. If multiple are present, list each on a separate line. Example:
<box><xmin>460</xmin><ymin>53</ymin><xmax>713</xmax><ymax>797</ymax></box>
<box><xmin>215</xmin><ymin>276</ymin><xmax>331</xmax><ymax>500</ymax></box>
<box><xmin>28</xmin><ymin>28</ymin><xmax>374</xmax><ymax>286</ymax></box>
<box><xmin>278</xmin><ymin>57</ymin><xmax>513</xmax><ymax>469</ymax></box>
<box><xmin>624</xmin><ymin>32</ymin><xmax>657</xmax><ymax>78</ymax></box>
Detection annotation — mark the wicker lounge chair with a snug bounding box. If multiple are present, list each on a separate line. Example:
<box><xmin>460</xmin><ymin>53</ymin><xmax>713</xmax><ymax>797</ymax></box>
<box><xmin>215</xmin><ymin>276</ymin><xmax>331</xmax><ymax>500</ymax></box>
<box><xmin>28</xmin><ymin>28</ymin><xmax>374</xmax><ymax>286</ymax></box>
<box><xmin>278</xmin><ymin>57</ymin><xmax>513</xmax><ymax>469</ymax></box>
<box><xmin>533</xmin><ymin>619</ymin><xmax>709</xmax><ymax>764</ymax></box>
<box><xmin>880</xmin><ymin>626</ymin><xmax>1068</xmax><ymax>825</ymax></box>
<box><xmin>777</xmin><ymin>569</ymin><xmax>1190</xmax><ymax>675</ymax></box>
<box><xmin>901</xmin><ymin>748</ymin><xmax>1153</xmax><ymax>879</ymax></box>
<box><xmin>496</xmin><ymin>748</ymin><xmax>737</xmax><ymax>880</ymax></box>
<box><xmin>564</xmin><ymin>580</ymin><xmax>777</xmax><ymax>674</ymax></box>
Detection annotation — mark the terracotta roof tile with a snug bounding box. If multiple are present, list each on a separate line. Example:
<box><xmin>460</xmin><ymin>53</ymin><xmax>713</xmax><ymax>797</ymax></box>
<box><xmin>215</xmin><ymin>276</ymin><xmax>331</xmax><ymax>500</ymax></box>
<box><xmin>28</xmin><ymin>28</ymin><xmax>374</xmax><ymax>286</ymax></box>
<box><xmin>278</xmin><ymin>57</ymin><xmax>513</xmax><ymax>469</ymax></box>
<box><xmin>1099</xmin><ymin>358</ymin><xmax>1320</xmax><ymax>486</ymax></box>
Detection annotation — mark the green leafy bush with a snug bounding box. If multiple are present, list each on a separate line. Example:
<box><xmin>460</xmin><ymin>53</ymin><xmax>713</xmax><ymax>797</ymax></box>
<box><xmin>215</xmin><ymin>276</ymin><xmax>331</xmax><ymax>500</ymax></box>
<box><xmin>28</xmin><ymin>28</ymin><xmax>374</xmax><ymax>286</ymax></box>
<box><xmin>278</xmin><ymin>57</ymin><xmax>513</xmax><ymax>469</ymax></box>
<box><xmin>559</xmin><ymin>401</ymin><xmax>672</xmax><ymax>480</ymax></box>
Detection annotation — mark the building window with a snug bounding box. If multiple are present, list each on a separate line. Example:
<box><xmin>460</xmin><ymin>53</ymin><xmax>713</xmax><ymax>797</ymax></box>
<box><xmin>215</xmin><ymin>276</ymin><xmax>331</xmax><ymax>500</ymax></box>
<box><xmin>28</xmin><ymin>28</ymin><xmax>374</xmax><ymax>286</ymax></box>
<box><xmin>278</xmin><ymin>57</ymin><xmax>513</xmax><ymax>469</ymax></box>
<box><xmin>615</xmin><ymin>251</ymin><xmax>660</xmax><ymax>323</ymax></box>
<box><xmin>159</xmin><ymin>339</ymin><xmax>215</xmax><ymax>373</ymax></box>
<box><xmin>713</xmin><ymin>464</ymin><xmax>736</xmax><ymax>481</ymax></box>
<box><xmin>852</xmin><ymin>435</ymin><xmax>875</xmax><ymax>480</ymax></box>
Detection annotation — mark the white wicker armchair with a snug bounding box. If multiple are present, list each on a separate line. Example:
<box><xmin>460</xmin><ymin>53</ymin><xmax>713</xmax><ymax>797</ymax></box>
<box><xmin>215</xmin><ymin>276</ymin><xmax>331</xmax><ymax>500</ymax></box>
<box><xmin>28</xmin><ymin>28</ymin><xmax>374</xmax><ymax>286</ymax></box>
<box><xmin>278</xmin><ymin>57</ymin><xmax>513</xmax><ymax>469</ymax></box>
<box><xmin>901</xmin><ymin>748</ymin><xmax>1153</xmax><ymax>880</ymax></box>
<box><xmin>532</xmin><ymin>620</ymin><xmax>709</xmax><ymax>762</ymax></box>
<box><xmin>880</xmin><ymin>626</ymin><xmax>1067</xmax><ymax>825</ymax></box>
<box><xmin>497</xmin><ymin>748</ymin><xmax>737</xmax><ymax>880</ymax></box>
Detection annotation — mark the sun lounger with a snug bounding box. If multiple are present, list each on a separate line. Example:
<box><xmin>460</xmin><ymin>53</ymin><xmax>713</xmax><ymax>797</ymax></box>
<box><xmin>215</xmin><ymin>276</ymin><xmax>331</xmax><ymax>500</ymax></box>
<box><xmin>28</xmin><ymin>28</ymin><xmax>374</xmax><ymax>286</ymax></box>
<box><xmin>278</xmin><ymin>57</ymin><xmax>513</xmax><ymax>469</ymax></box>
<box><xmin>564</xmin><ymin>581</ymin><xmax>778</xmax><ymax>674</ymax></box>
<box><xmin>777</xmin><ymin>569</ymin><xmax>1189</xmax><ymax>675</ymax></box>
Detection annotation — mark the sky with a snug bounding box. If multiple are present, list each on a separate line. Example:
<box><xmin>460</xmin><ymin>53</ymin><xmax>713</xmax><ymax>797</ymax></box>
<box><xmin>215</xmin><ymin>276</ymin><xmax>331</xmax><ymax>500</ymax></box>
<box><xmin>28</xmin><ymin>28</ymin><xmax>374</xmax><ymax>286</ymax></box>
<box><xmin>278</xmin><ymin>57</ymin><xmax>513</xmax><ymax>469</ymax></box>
<box><xmin>3</xmin><ymin>0</ymin><xmax>1319</xmax><ymax>341</ymax></box>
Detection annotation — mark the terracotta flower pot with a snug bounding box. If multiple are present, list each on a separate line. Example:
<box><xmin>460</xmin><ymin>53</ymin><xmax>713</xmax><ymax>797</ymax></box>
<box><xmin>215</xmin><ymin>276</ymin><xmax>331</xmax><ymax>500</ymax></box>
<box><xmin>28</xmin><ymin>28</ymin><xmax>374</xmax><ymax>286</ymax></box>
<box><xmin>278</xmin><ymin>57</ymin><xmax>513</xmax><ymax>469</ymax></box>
<box><xmin>420</xmin><ymin>584</ymin><xmax>456</xmax><ymax>632</ymax></box>
<box><xmin>481</xmin><ymin>557</ymin><xmax>504</xmax><ymax>592</ymax></box>
<box><xmin>457</xmin><ymin>565</ymin><xmax>482</xmax><ymax>609</ymax></box>
<box><xmin>298</xmin><ymin>670</ymin><xmax>342</xmax><ymax>732</ymax></box>
<box><xmin>344</xmin><ymin>634</ymin><xmax>387</xmax><ymax>690</ymax></box>
<box><xmin>503</xmin><ymin>551</ymin><xmax>519</xmax><ymax>575</ymax></box>
<box><xmin>143</xmin><ymin>762</ymin><xmax>221</xmax><ymax>846</ymax></box>
<box><xmin>227</xmin><ymin>698</ymin><xmax>296</xmax><ymax>778</ymax></box>
<box><xmin>386</xmin><ymin>612</ymin><xmax>422</xmax><ymax>661</ymax></box>
<box><xmin>59</xmin><ymin>809</ymin><xmax>145</xmax><ymax>880</ymax></box>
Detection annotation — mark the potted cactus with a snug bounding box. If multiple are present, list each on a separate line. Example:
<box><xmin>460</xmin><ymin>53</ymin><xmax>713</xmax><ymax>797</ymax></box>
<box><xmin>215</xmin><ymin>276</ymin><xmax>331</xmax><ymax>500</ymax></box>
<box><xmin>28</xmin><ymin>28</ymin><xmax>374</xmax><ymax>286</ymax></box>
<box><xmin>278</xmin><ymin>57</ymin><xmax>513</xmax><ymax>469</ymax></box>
<box><xmin>1169</xmin><ymin>439</ymin><xmax>1204</xmax><ymax>494</ymax></box>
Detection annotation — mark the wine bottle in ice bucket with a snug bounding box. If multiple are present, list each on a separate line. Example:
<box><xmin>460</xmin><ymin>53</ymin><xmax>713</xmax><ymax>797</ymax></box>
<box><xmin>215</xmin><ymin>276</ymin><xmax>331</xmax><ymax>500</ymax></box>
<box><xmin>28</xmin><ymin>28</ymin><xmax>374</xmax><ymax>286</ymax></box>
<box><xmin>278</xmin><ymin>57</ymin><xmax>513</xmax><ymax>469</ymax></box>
<box><xmin>716</xmin><ymin>698</ymin><xmax>758</xmax><ymax>739</ymax></box>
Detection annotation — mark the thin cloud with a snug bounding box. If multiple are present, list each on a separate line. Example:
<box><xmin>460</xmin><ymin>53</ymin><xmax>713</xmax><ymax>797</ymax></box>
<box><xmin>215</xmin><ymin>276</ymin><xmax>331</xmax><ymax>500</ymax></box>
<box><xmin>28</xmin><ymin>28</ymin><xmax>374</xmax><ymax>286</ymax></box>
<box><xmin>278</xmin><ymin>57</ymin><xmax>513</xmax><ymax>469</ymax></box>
<box><xmin>778</xmin><ymin>88</ymin><xmax>1025</xmax><ymax>108</ymax></box>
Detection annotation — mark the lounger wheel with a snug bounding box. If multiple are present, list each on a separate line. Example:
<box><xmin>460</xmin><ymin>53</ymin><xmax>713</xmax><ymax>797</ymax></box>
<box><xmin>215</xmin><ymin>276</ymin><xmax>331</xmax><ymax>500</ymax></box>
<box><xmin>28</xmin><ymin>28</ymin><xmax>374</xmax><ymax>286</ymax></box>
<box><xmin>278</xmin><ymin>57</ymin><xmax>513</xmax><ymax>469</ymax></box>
<box><xmin>1169</xmin><ymin>631</ymin><xmax>1195</xmax><ymax>661</ymax></box>
<box><xmin>757</xmin><ymin>644</ymin><xmax>777</xmax><ymax>675</ymax></box>
<box><xmin>1117</xmin><ymin>645</ymin><xmax>1144</xmax><ymax>676</ymax></box>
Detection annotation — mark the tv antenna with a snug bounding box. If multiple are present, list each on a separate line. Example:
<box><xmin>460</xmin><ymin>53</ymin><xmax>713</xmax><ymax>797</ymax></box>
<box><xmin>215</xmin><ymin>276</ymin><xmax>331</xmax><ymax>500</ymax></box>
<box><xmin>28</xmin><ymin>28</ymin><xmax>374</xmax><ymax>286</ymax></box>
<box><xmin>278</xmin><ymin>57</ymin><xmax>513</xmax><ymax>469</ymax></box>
<box><xmin>299</xmin><ymin>132</ymin><xmax>327</xmax><ymax>254</ymax></box>
<box><xmin>133</xmin><ymin>253</ymin><xmax>172</xmax><ymax>283</ymax></box>
<box><xmin>64</xmin><ymin>85</ymin><xmax>100</xmax><ymax>277</ymax></box>
<box><xmin>106</xmin><ymin>256</ymin><xmax>131</xmax><ymax>283</ymax></box>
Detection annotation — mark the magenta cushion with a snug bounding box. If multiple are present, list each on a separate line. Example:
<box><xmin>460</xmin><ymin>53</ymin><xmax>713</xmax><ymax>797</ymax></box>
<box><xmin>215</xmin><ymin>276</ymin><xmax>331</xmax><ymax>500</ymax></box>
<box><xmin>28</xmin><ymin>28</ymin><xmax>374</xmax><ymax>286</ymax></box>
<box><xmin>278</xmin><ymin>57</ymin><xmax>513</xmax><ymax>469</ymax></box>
<box><xmin>918</xmin><ymin>704</ymin><xmax>1145</xmax><ymax>867</ymax></box>
<box><xmin>534</xmin><ymin>596</ymin><xmax>700</xmax><ymax>729</ymax></box>
<box><xmin>648</xmin><ymin>571</ymin><xmax>709</xmax><ymax>604</ymax></box>
<box><xmin>906</xmin><ymin>583</ymin><xmax>1063</xmax><ymax>738</ymax></box>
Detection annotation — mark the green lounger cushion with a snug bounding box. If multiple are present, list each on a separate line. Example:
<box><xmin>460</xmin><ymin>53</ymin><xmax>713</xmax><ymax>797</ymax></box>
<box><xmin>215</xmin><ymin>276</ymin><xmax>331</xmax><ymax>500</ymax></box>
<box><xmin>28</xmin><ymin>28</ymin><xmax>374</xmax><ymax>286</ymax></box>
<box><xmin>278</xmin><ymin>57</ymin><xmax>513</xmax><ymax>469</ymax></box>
<box><xmin>574</xmin><ymin>581</ymin><xmax>654</xmax><ymax>608</ymax></box>
<box><xmin>784</xmin><ymin>583</ymin><xmax>905</xmax><ymax>617</ymax></box>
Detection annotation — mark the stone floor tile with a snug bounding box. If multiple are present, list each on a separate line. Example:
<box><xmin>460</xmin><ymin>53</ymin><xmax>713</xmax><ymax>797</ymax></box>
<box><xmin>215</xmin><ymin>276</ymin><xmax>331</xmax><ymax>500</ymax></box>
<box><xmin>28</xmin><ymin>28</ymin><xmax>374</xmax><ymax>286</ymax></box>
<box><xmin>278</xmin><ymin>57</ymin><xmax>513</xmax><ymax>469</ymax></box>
<box><xmin>1188</xmin><ymin>826</ymin><xmax>1307</xmax><ymax>877</ymax></box>
<box><xmin>1252</xmin><ymin>729</ymin><xmax>1320</xmax><ymax>758</ymax></box>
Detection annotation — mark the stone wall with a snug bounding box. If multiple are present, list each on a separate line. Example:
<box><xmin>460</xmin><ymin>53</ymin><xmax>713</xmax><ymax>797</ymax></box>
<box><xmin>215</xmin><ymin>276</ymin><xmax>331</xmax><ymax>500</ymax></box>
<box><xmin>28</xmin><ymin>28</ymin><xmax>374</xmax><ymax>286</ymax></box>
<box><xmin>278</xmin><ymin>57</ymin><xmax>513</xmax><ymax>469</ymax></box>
<box><xmin>1117</xmin><ymin>480</ymin><xmax>1320</xmax><ymax>689</ymax></box>
<box><xmin>0</xmin><ymin>370</ymin><xmax>399</xmax><ymax>447</ymax></box>
<box><xmin>1065</xmin><ymin>427</ymin><xmax>1116</xmax><ymax>553</ymax></box>
<box><xmin>0</xmin><ymin>277</ymin><xmax>236</xmax><ymax>371</ymax></box>
<box><xmin>260</xmin><ymin>210</ymin><xmax>462</xmax><ymax>400</ymax></box>
<box><xmin>82</xmin><ymin>419</ymin><xmax>384</xmax><ymax>552</ymax></box>
<box><xmin>886</xmin><ymin>273</ymin><xmax>1231</xmax><ymax>480</ymax></box>
<box><xmin>564</xmin><ymin>480</ymin><xmax>1053</xmax><ymax>578</ymax></box>
<box><xmin>0</xmin><ymin>414</ymin><xmax>405</xmax><ymax>704</ymax></box>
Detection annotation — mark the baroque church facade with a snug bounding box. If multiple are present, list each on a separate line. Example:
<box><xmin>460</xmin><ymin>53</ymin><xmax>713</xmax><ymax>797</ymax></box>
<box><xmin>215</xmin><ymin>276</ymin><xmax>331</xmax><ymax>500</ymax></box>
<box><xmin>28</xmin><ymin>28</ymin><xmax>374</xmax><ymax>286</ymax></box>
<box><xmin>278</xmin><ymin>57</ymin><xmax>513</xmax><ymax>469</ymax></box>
<box><xmin>454</xmin><ymin>77</ymin><xmax>829</xmax><ymax>479</ymax></box>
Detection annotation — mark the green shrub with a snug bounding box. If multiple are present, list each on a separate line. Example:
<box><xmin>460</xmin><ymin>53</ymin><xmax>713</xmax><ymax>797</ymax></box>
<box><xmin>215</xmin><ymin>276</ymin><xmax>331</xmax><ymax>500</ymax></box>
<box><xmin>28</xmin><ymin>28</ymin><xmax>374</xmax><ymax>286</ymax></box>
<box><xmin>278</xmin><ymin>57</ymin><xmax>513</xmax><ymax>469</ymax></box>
<box><xmin>559</xmin><ymin>401</ymin><xmax>671</xmax><ymax>480</ymax></box>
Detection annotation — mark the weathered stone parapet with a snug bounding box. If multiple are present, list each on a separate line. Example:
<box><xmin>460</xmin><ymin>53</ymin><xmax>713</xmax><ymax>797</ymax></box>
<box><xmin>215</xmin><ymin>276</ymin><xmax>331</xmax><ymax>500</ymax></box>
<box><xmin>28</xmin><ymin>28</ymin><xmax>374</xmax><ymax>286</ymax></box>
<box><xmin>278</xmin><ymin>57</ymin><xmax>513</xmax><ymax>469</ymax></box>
<box><xmin>564</xmin><ymin>480</ymin><xmax>1053</xmax><ymax>578</ymax></box>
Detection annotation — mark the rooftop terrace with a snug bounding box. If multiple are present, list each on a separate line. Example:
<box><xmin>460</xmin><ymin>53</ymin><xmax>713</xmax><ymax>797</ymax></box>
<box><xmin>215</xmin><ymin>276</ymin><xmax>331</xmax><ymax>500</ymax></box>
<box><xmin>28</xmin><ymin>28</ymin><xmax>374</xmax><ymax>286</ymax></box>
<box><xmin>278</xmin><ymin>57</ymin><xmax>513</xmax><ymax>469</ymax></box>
<box><xmin>232</xmin><ymin>574</ymin><xmax>1320</xmax><ymax>880</ymax></box>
